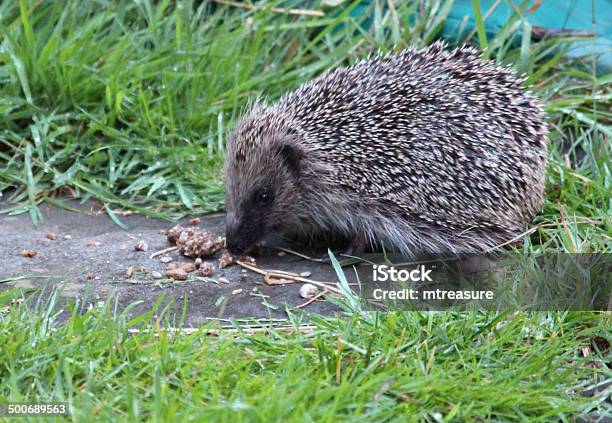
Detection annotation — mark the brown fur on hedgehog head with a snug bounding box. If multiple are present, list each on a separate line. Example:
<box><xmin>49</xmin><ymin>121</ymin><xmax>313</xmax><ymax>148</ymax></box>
<box><xmin>223</xmin><ymin>106</ymin><xmax>325</xmax><ymax>254</ymax></box>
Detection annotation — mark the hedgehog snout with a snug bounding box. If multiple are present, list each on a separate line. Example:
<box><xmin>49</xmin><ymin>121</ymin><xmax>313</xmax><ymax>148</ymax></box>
<box><xmin>225</xmin><ymin>219</ymin><xmax>264</xmax><ymax>255</ymax></box>
<box><xmin>226</xmin><ymin>236</ymin><xmax>247</xmax><ymax>255</ymax></box>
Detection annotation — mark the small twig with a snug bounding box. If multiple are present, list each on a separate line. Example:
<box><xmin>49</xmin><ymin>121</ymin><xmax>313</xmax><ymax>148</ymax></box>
<box><xmin>236</xmin><ymin>261</ymin><xmax>345</xmax><ymax>296</ymax></box>
<box><xmin>558</xmin><ymin>203</ymin><xmax>577</xmax><ymax>253</ymax></box>
<box><xmin>531</xmin><ymin>26</ymin><xmax>595</xmax><ymax>40</ymax></box>
<box><xmin>264</xmin><ymin>273</ymin><xmax>295</xmax><ymax>285</ymax></box>
<box><xmin>211</xmin><ymin>0</ymin><xmax>324</xmax><ymax>17</ymax></box>
<box><xmin>480</xmin><ymin>218</ymin><xmax>602</xmax><ymax>255</ymax></box>
<box><xmin>294</xmin><ymin>290</ymin><xmax>328</xmax><ymax>309</ymax></box>
<box><xmin>483</xmin><ymin>224</ymin><xmax>542</xmax><ymax>254</ymax></box>
<box><xmin>526</xmin><ymin>0</ymin><xmax>542</xmax><ymax>14</ymax></box>
<box><xmin>275</xmin><ymin>246</ymin><xmax>326</xmax><ymax>262</ymax></box>
<box><xmin>150</xmin><ymin>246</ymin><xmax>178</xmax><ymax>259</ymax></box>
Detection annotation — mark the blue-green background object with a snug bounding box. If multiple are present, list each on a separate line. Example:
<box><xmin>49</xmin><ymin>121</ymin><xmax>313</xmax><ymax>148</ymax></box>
<box><xmin>444</xmin><ymin>0</ymin><xmax>612</xmax><ymax>70</ymax></box>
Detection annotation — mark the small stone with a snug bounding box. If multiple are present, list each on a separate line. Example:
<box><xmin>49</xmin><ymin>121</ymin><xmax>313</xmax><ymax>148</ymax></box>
<box><xmin>300</xmin><ymin>284</ymin><xmax>318</xmax><ymax>299</ymax></box>
<box><xmin>299</xmin><ymin>271</ymin><xmax>312</xmax><ymax>278</ymax></box>
<box><xmin>63</xmin><ymin>235</ymin><xmax>72</xmax><ymax>240</ymax></box>
<box><xmin>218</xmin><ymin>277</ymin><xmax>229</xmax><ymax>284</ymax></box>
<box><xmin>85</xmin><ymin>241</ymin><xmax>101</xmax><ymax>247</ymax></box>
<box><xmin>20</xmin><ymin>249</ymin><xmax>37</xmax><ymax>258</ymax></box>
<box><xmin>188</xmin><ymin>217</ymin><xmax>201</xmax><ymax>225</ymax></box>
<box><xmin>160</xmin><ymin>256</ymin><xmax>173</xmax><ymax>263</ymax></box>
<box><xmin>151</xmin><ymin>271</ymin><xmax>163</xmax><ymax>280</ymax></box>
<box><xmin>134</xmin><ymin>240</ymin><xmax>148</xmax><ymax>252</ymax></box>
<box><xmin>166</xmin><ymin>268</ymin><xmax>188</xmax><ymax>280</ymax></box>
<box><xmin>198</xmin><ymin>262</ymin><xmax>214</xmax><ymax>277</ymax></box>
<box><xmin>178</xmin><ymin>262</ymin><xmax>196</xmax><ymax>273</ymax></box>
<box><xmin>122</xmin><ymin>210</ymin><xmax>133</xmax><ymax>217</ymax></box>
<box><xmin>125</xmin><ymin>266</ymin><xmax>134</xmax><ymax>279</ymax></box>
<box><xmin>119</xmin><ymin>244</ymin><xmax>128</xmax><ymax>251</ymax></box>
<box><xmin>166</xmin><ymin>262</ymin><xmax>195</xmax><ymax>273</ymax></box>
<box><xmin>277</xmin><ymin>251</ymin><xmax>286</xmax><ymax>256</ymax></box>
<box><xmin>46</xmin><ymin>232</ymin><xmax>57</xmax><ymax>241</ymax></box>
<box><xmin>232</xmin><ymin>289</ymin><xmax>243</xmax><ymax>295</ymax></box>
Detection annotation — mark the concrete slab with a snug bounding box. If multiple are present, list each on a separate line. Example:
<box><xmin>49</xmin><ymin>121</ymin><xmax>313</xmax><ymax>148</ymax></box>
<box><xmin>0</xmin><ymin>199</ymin><xmax>342</xmax><ymax>325</ymax></box>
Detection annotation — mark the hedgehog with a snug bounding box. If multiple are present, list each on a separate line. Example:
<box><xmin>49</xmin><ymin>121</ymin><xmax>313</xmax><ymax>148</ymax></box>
<box><xmin>224</xmin><ymin>41</ymin><xmax>548</xmax><ymax>258</ymax></box>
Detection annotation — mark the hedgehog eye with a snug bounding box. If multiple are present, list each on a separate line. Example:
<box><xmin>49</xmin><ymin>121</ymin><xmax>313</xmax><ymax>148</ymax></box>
<box><xmin>255</xmin><ymin>189</ymin><xmax>273</xmax><ymax>206</ymax></box>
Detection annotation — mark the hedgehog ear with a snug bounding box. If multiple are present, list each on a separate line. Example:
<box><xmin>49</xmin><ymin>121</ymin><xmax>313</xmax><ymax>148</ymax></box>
<box><xmin>275</xmin><ymin>144</ymin><xmax>302</xmax><ymax>176</ymax></box>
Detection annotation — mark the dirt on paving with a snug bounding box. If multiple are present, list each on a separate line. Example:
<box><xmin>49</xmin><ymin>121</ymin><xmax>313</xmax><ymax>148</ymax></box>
<box><xmin>0</xmin><ymin>198</ymin><xmax>346</xmax><ymax>326</ymax></box>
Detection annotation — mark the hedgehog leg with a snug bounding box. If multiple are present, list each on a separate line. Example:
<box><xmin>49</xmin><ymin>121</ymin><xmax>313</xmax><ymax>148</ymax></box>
<box><xmin>343</xmin><ymin>234</ymin><xmax>367</xmax><ymax>257</ymax></box>
<box><xmin>319</xmin><ymin>234</ymin><xmax>367</xmax><ymax>262</ymax></box>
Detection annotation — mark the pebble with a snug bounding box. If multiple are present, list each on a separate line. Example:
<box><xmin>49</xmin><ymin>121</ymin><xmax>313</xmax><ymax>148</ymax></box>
<box><xmin>166</xmin><ymin>268</ymin><xmax>188</xmax><ymax>280</ymax></box>
<box><xmin>198</xmin><ymin>262</ymin><xmax>214</xmax><ymax>277</ymax></box>
<box><xmin>160</xmin><ymin>256</ymin><xmax>173</xmax><ymax>263</ymax></box>
<box><xmin>19</xmin><ymin>249</ymin><xmax>37</xmax><ymax>258</ymax></box>
<box><xmin>299</xmin><ymin>284</ymin><xmax>318</xmax><ymax>299</ymax></box>
<box><xmin>151</xmin><ymin>271</ymin><xmax>163</xmax><ymax>280</ymax></box>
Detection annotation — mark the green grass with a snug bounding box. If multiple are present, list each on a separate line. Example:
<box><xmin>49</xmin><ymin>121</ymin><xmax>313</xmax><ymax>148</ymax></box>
<box><xmin>0</xmin><ymin>289</ymin><xmax>610</xmax><ymax>421</ymax></box>
<box><xmin>0</xmin><ymin>0</ymin><xmax>611</xmax><ymax>421</ymax></box>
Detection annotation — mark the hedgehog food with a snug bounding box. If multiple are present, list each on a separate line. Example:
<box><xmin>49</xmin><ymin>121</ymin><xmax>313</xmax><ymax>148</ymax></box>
<box><xmin>166</xmin><ymin>224</ymin><xmax>225</xmax><ymax>258</ymax></box>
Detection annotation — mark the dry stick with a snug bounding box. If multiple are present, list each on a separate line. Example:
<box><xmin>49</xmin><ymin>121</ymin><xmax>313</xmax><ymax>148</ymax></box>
<box><xmin>236</xmin><ymin>261</ymin><xmax>345</xmax><ymax>296</ymax></box>
<box><xmin>150</xmin><ymin>246</ymin><xmax>178</xmax><ymax>259</ymax></box>
<box><xmin>259</xmin><ymin>267</ymin><xmax>314</xmax><ymax>279</ymax></box>
<box><xmin>484</xmin><ymin>216</ymin><xmax>605</xmax><ymax>255</ymax></box>
<box><xmin>483</xmin><ymin>224</ymin><xmax>542</xmax><ymax>254</ymax></box>
<box><xmin>295</xmin><ymin>289</ymin><xmax>328</xmax><ymax>309</ymax></box>
<box><xmin>275</xmin><ymin>246</ymin><xmax>326</xmax><ymax>262</ymax></box>
<box><xmin>526</xmin><ymin>0</ymin><xmax>542</xmax><ymax>13</ymax></box>
<box><xmin>558</xmin><ymin>203</ymin><xmax>577</xmax><ymax>253</ymax></box>
<box><xmin>211</xmin><ymin>0</ymin><xmax>325</xmax><ymax>17</ymax></box>
<box><xmin>531</xmin><ymin>27</ymin><xmax>594</xmax><ymax>40</ymax></box>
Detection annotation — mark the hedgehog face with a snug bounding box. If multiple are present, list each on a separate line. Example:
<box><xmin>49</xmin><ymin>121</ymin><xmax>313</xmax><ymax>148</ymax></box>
<box><xmin>224</xmin><ymin>134</ymin><xmax>304</xmax><ymax>255</ymax></box>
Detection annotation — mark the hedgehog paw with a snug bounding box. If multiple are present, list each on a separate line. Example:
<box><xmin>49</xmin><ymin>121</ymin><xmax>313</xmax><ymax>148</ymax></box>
<box><xmin>321</xmin><ymin>235</ymin><xmax>366</xmax><ymax>262</ymax></box>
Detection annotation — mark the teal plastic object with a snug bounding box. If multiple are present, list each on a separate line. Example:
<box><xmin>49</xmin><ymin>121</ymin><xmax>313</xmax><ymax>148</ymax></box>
<box><xmin>443</xmin><ymin>0</ymin><xmax>612</xmax><ymax>70</ymax></box>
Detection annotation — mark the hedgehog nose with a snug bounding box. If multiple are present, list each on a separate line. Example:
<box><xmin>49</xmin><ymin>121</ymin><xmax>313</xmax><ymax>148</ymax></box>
<box><xmin>225</xmin><ymin>233</ymin><xmax>246</xmax><ymax>255</ymax></box>
<box><xmin>226</xmin><ymin>239</ymin><xmax>245</xmax><ymax>255</ymax></box>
